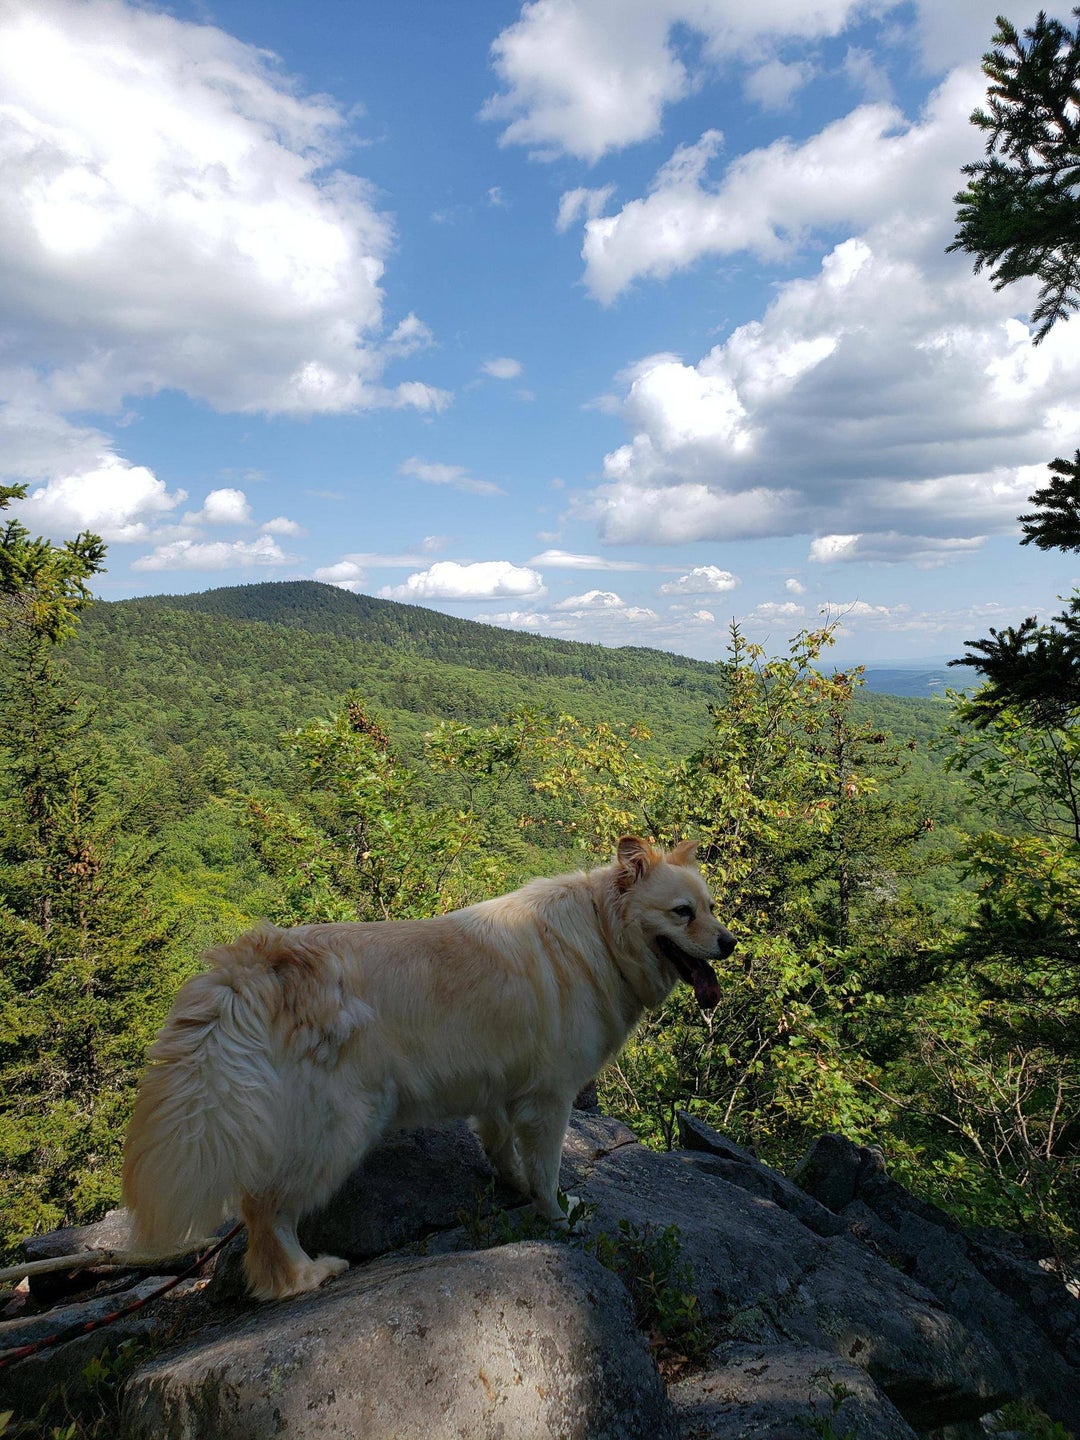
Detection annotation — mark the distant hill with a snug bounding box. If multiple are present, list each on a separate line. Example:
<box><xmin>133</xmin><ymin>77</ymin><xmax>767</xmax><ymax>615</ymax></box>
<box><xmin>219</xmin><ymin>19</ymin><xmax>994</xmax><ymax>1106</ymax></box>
<box><xmin>124</xmin><ymin>580</ymin><xmax>722</xmax><ymax>689</ymax></box>
<box><xmin>115</xmin><ymin>581</ymin><xmax>962</xmax><ymax>700</ymax></box>
<box><xmin>68</xmin><ymin>582</ymin><xmax>957</xmax><ymax>789</ymax></box>
<box><xmin>70</xmin><ymin>583</ymin><xmax>731</xmax><ymax>782</ymax></box>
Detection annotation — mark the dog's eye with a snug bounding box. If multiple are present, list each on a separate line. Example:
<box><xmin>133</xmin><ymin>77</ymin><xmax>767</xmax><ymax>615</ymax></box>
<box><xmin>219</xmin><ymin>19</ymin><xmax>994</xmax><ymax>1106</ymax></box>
<box><xmin>671</xmin><ymin>904</ymin><xmax>695</xmax><ymax>921</ymax></box>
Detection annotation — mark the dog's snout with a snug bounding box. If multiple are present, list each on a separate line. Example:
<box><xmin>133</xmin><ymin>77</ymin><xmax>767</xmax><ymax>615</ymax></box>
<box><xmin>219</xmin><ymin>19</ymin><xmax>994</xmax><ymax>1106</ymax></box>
<box><xmin>715</xmin><ymin>927</ymin><xmax>737</xmax><ymax>960</ymax></box>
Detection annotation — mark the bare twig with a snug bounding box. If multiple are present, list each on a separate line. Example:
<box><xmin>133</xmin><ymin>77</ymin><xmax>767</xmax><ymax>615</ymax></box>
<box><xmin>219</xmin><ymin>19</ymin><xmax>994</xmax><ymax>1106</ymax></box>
<box><xmin>0</xmin><ymin>1239</ymin><xmax>221</xmax><ymax>1287</ymax></box>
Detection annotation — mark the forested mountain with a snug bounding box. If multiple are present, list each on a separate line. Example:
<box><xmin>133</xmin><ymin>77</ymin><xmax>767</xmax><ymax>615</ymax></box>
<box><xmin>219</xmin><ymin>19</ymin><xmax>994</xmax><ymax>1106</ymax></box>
<box><xmin>118</xmin><ymin>579</ymin><xmax>728</xmax><ymax>685</ymax></box>
<box><xmin>70</xmin><ymin>580</ymin><xmax>951</xmax><ymax>766</ymax></box>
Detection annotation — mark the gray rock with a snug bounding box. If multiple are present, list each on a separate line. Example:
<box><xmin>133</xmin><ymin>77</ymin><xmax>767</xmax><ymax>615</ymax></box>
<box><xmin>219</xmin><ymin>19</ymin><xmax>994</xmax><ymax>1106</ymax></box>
<box><xmin>121</xmin><ymin>1242</ymin><xmax>678</xmax><ymax>1440</ymax></box>
<box><xmin>676</xmin><ymin>1113</ymin><xmax>847</xmax><ymax>1238</ymax></box>
<box><xmin>579</xmin><ymin>1140</ymin><xmax>1008</xmax><ymax>1430</ymax></box>
<box><xmin>297</xmin><ymin>1119</ymin><xmax>517</xmax><ymax>1262</ymax></box>
<box><xmin>21</xmin><ymin>1208</ymin><xmax>133</xmax><ymax>1262</ymax></box>
<box><xmin>792</xmin><ymin>1132</ymin><xmax>888</xmax><ymax>1212</ymax></box>
<box><xmin>670</xmin><ymin>1342</ymin><xmax>919</xmax><ymax>1440</ymax></box>
<box><xmin>798</xmin><ymin>1134</ymin><xmax>1080</xmax><ymax>1433</ymax></box>
<box><xmin>561</xmin><ymin>1111</ymin><xmax>641</xmax><ymax>1190</ymax></box>
<box><xmin>677</xmin><ymin>1112</ymin><xmax>760</xmax><ymax>1165</ymax></box>
<box><xmin>963</xmin><ymin>1232</ymin><xmax>1080</xmax><ymax>1365</ymax></box>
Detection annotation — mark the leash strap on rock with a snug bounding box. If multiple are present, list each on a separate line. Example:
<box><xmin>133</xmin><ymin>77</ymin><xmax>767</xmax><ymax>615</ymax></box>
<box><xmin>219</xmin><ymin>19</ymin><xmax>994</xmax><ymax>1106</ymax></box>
<box><xmin>0</xmin><ymin>1223</ymin><xmax>243</xmax><ymax>1371</ymax></box>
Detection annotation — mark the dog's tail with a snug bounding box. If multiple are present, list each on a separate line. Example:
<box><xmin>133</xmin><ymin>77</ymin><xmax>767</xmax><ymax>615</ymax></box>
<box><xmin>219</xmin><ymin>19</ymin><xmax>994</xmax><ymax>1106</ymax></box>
<box><xmin>122</xmin><ymin>934</ymin><xmax>287</xmax><ymax>1254</ymax></box>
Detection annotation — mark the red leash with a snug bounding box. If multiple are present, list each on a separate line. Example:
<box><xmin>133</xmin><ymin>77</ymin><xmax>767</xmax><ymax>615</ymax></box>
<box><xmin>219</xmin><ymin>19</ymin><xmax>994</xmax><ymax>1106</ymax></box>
<box><xmin>0</xmin><ymin>1223</ymin><xmax>243</xmax><ymax>1371</ymax></box>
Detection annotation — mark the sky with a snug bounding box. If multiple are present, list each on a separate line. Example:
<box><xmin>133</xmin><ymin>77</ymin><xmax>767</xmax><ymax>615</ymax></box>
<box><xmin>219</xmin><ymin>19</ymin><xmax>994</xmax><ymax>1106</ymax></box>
<box><xmin>3</xmin><ymin>0</ymin><xmax>1080</xmax><ymax>665</ymax></box>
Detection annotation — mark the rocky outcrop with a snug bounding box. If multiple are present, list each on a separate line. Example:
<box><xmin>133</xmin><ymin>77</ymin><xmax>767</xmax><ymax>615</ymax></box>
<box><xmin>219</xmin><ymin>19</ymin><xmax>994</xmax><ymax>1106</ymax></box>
<box><xmin>793</xmin><ymin>1131</ymin><xmax>1080</xmax><ymax>1435</ymax></box>
<box><xmin>575</xmin><ymin>1126</ymin><xmax>1009</xmax><ymax>1430</ymax></box>
<box><xmin>2</xmin><ymin>1110</ymin><xmax>1077</xmax><ymax>1438</ymax></box>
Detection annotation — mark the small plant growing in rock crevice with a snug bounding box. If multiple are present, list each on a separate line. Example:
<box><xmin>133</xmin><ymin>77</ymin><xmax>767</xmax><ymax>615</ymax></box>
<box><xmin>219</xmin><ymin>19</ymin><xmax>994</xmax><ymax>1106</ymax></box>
<box><xmin>456</xmin><ymin>1183</ymin><xmax>592</xmax><ymax>1249</ymax></box>
<box><xmin>583</xmin><ymin>1218</ymin><xmax>711</xmax><ymax>1377</ymax></box>
<box><xmin>802</xmin><ymin>1370</ymin><xmax>858</xmax><ymax>1440</ymax></box>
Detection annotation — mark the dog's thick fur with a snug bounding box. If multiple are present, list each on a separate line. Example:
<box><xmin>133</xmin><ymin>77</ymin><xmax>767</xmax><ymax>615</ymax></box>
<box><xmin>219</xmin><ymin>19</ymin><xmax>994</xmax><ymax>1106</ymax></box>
<box><xmin>123</xmin><ymin>837</ymin><xmax>735</xmax><ymax>1300</ymax></box>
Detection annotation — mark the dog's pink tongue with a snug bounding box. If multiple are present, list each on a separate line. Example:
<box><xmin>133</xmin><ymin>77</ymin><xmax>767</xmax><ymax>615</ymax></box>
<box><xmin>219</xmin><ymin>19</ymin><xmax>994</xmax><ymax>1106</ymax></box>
<box><xmin>692</xmin><ymin>964</ymin><xmax>721</xmax><ymax>1012</ymax></box>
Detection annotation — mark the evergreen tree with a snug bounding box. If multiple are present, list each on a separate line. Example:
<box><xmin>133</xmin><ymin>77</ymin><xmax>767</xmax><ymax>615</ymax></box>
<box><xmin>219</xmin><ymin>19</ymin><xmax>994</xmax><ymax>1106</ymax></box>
<box><xmin>949</xmin><ymin>9</ymin><xmax>1080</xmax><ymax>343</ymax></box>
<box><xmin>0</xmin><ymin>491</ymin><xmax>172</xmax><ymax>1253</ymax></box>
<box><xmin>246</xmin><ymin>695</ymin><xmax>531</xmax><ymax>925</ymax></box>
<box><xmin>949</xmin><ymin>14</ymin><xmax>1080</xmax><ymax>722</ymax></box>
<box><xmin>1</xmin><ymin>484</ymin><xmax>105</xmax><ymax>639</ymax></box>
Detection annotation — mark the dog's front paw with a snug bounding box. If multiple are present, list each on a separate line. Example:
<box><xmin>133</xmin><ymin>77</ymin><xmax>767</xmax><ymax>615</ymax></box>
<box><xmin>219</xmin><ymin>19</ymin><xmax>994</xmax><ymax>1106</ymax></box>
<box><xmin>276</xmin><ymin>1253</ymin><xmax>349</xmax><ymax>1300</ymax></box>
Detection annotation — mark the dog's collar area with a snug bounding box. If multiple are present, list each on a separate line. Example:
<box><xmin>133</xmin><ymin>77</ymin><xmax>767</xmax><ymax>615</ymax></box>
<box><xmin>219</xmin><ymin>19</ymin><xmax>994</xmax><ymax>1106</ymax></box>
<box><xmin>653</xmin><ymin>934</ymin><xmax>721</xmax><ymax>1011</ymax></box>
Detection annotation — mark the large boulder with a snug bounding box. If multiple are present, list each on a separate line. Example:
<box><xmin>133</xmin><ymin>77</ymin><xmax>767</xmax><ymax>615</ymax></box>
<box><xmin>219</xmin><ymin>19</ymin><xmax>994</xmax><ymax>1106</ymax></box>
<box><xmin>121</xmin><ymin>1242</ymin><xmax>677</xmax><ymax>1440</ymax></box>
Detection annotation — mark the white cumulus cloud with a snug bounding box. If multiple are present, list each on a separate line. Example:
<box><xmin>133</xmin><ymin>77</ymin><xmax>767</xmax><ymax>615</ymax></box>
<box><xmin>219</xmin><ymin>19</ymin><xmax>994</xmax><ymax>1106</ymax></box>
<box><xmin>483</xmin><ymin>0</ymin><xmax>874</xmax><ymax>164</ymax></box>
<box><xmin>313</xmin><ymin>559</ymin><xmax>367</xmax><ymax>591</ymax></box>
<box><xmin>484</xmin><ymin>2</ymin><xmax>999</xmax><ymax>165</ymax></box>
<box><xmin>132</xmin><ymin>534</ymin><xmax>291</xmax><ymax>571</ymax></box>
<box><xmin>17</xmin><ymin>457</ymin><xmax>186</xmax><ymax>543</ymax></box>
<box><xmin>553</xmin><ymin>589</ymin><xmax>625</xmax><ymax>610</ymax></box>
<box><xmin>381</xmin><ymin>560</ymin><xmax>546</xmax><ymax>601</ymax></box>
<box><xmin>194</xmin><ymin>488</ymin><xmax>254</xmax><ymax>526</ymax></box>
<box><xmin>571</xmin><ymin>68</ymin><xmax>1080</xmax><ymax>558</ymax></box>
<box><xmin>659</xmin><ymin>565</ymin><xmax>739</xmax><ymax>595</ymax></box>
<box><xmin>0</xmin><ymin>0</ymin><xmax>445</xmax><ymax>418</ymax></box>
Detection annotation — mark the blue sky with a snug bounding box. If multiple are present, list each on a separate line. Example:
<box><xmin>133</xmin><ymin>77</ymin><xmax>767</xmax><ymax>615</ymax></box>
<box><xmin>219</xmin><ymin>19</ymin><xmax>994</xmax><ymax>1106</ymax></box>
<box><xmin>4</xmin><ymin>0</ymin><xmax>1080</xmax><ymax>664</ymax></box>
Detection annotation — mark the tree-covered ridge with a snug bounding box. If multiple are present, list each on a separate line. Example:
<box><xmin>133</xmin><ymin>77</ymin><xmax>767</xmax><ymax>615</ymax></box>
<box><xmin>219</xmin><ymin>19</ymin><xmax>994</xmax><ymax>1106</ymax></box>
<box><xmin>74</xmin><ymin>582</ymin><xmax>953</xmax><ymax>764</ymax></box>
<box><xmin>117</xmin><ymin>580</ymin><xmax>729</xmax><ymax>689</ymax></box>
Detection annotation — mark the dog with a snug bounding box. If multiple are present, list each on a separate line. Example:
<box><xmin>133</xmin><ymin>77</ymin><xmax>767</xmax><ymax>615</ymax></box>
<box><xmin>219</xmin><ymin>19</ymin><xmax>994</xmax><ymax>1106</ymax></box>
<box><xmin>122</xmin><ymin>836</ymin><xmax>736</xmax><ymax>1300</ymax></box>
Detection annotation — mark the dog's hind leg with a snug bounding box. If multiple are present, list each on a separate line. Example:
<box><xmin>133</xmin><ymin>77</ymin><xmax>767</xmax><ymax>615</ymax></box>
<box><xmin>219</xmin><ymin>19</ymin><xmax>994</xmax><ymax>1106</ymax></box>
<box><xmin>240</xmin><ymin>1192</ymin><xmax>349</xmax><ymax>1302</ymax></box>
<box><xmin>513</xmin><ymin>1093</ymin><xmax>575</xmax><ymax>1223</ymax></box>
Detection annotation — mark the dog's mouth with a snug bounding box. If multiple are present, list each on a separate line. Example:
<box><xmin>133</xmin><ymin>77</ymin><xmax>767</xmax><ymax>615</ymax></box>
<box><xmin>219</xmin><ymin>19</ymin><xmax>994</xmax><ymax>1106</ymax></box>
<box><xmin>653</xmin><ymin>934</ymin><xmax>722</xmax><ymax>1012</ymax></box>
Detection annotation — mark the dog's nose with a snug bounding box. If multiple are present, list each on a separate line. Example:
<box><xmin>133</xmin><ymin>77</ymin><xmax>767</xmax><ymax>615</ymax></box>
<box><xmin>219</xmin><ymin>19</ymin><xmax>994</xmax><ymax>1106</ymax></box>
<box><xmin>715</xmin><ymin>927</ymin><xmax>737</xmax><ymax>959</ymax></box>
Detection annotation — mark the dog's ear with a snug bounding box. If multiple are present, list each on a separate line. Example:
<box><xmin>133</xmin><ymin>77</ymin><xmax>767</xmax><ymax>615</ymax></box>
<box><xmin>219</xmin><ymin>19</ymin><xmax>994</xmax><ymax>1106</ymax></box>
<box><xmin>668</xmin><ymin>839</ymin><xmax>698</xmax><ymax>867</ymax></box>
<box><xmin>615</xmin><ymin>835</ymin><xmax>657</xmax><ymax>890</ymax></box>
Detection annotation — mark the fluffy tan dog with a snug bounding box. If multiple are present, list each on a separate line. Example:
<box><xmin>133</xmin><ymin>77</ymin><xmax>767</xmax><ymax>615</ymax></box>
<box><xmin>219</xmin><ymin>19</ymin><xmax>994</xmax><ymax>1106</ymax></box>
<box><xmin>123</xmin><ymin>836</ymin><xmax>735</xmax><ymax>1300</ymax></box>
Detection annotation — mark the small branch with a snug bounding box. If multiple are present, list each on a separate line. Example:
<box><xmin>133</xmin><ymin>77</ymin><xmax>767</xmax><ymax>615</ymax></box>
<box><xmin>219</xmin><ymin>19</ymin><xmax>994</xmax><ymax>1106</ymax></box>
<box><xmin>0</xmin><ymin>1239</ymin><xmax>223</xmax><ymax>1287</ymax></box>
